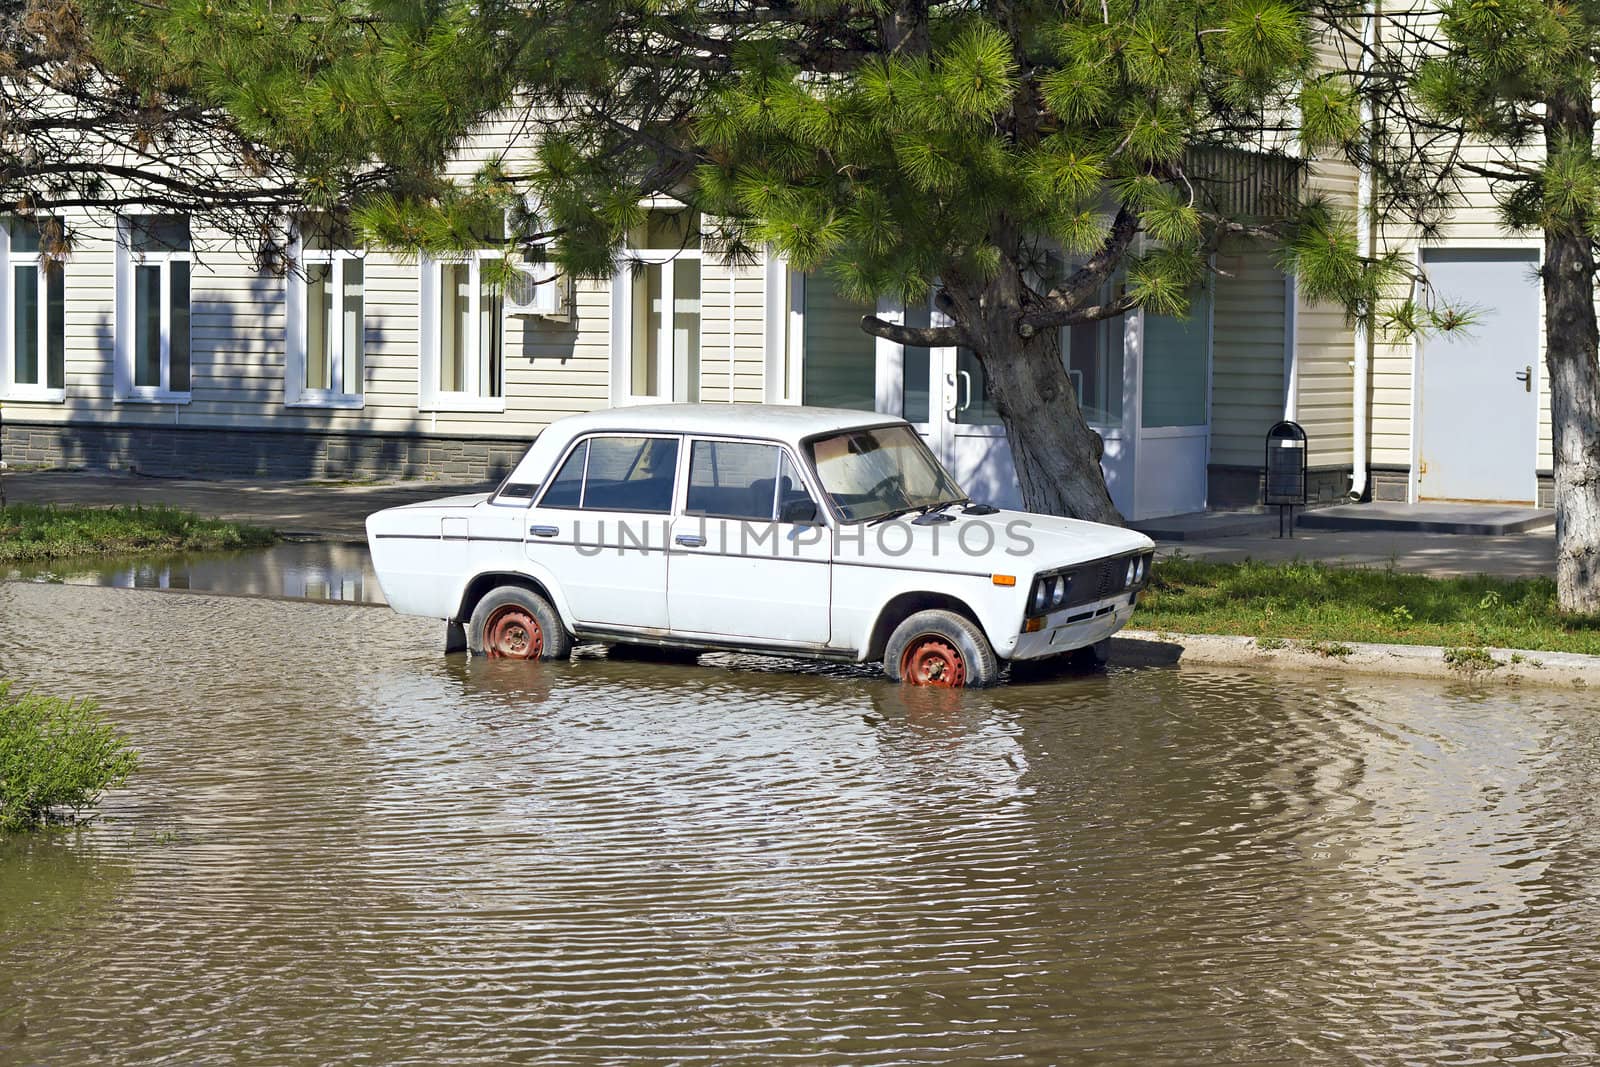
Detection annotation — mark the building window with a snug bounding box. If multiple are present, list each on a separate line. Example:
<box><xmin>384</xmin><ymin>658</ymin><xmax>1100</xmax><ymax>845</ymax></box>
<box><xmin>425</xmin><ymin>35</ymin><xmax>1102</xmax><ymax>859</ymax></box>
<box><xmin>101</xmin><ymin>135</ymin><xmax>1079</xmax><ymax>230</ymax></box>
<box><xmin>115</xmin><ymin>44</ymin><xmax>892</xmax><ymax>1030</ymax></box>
<box><xmin>115</xmin><ymin>216</ymin><xmax>191</xmax><ymax>401</ymax></box>
<box><xmin>612</xmin><ymin>208</ymin><xmax>701</xmax><ymax>404</ymax></box>
<box><xmin>1141</xmin><ymin>286</ymin><xmax>1211</xmax><ymax>428</ymax></box>
<box><xmin>1066</xmin><ymin>318</ymin><xmax>1123</xmax><ymax>428</ymax></box>
<box><xmin>420</xmin><ymin>251</ymin><xmax>504</xmax><ymax>411</ymax></box>
<box><xmin>799</xmin><ymin>270</ymin><xmax>876</xmax><ymax>411</ymax></box>
<box><xmin>287</xmin><ymin>226</ymin><xmax>364</xmax><ymax>406</ymax></box>
<box><xmin>1</xmin><ymin>217</ymin><xmax>65</xmax><ymax>400</ymax></box>
<box><xmin>771</xmin><ymin>267</ymin><xmax>880</xmax><ymax>411</ymax></box>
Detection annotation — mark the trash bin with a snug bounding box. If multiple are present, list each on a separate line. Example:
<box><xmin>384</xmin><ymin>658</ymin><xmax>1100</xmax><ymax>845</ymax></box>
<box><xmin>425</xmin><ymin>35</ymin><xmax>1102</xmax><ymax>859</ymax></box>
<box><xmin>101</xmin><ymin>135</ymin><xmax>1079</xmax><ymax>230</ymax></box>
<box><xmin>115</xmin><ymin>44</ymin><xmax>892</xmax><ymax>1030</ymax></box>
<box><xmin>1264</xmin><ymin>421</ymin><xmax>1307</xmax><ymax>537</ymax></box>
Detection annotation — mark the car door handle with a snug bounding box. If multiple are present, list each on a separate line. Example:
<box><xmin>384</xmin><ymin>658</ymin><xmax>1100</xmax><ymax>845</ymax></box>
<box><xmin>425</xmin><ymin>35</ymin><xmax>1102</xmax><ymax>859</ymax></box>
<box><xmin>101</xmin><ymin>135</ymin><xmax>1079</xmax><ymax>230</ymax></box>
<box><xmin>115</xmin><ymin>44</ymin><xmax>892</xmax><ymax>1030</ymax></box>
<box><xmin>530</xmin><ymin>525</ymin><xmax>559</xmax><ymax>538</ymax></box>
<box><xmin>675</xmin><ymin>534</ymin><xmax>706</xmax><ymax>548</ymax></box>
<box><xmin>1515</xmin><ymin>365</ymin><xmax>1532</xmax><ymax>393</ymax></box>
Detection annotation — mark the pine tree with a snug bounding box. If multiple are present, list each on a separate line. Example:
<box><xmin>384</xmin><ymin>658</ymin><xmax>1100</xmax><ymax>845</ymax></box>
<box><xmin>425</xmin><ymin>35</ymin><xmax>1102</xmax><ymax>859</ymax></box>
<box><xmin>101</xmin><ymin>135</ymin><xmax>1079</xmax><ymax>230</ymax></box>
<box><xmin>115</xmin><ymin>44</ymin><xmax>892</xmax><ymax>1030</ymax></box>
<box><xmin>109</xmin><ymin>0</ymin><xmax>1407</xmax><ymax>525</ymax></box>
<box><xmin>2</xmin><ymin>0</ymin><xmax>305</xmax><ymax>240</ymax></box>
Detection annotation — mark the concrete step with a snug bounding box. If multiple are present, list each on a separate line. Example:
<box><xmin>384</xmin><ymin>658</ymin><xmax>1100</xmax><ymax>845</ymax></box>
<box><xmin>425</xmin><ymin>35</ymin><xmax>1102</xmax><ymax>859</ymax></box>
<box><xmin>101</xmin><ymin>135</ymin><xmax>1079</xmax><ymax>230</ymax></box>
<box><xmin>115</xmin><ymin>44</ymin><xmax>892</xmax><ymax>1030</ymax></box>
<box><xmin>1296</xmin><ymin>502</ymin><xmax>1554</xmax><ymax>536</ymax></box>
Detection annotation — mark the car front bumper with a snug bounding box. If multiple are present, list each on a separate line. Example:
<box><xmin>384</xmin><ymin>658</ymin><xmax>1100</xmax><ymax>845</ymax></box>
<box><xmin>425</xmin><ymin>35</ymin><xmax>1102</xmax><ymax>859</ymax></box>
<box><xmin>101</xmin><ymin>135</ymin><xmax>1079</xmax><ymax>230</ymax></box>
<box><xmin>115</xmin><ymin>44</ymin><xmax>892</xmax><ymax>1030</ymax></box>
<box><xmin>1009</xmin><ymin>593</ymin><xmax>1138</xmax><ymax>661</ymax></box>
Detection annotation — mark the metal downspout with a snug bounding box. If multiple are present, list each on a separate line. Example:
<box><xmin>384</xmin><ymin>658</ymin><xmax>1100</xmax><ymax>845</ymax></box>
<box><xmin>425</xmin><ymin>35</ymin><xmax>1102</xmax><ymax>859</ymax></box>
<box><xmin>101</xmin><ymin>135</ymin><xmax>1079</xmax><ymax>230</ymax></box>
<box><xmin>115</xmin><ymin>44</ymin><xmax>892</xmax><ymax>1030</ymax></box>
<box><xmin>1350</xmin><ymin>0</ymin><xmax>1379</xmax><ymax>501</ymax></box>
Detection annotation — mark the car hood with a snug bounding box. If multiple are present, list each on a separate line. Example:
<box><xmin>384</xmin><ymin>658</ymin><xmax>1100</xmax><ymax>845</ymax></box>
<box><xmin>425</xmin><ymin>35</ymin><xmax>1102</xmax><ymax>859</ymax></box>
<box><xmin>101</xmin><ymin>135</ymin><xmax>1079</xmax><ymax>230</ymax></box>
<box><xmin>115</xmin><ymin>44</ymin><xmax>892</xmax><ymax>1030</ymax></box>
<box><xmin>842</xmin><ymin>508</ymin><xmax>1152</xmax><ymax>574</ymax></box>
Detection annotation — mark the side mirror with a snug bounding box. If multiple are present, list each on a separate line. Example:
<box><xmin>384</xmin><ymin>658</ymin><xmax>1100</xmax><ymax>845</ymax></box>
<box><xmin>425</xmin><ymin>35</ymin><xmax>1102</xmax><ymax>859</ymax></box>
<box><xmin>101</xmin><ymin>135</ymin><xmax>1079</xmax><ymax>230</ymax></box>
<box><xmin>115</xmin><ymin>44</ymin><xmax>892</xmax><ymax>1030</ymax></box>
<box><xmin>779</xmin><ymin>499</ymin><xmax>821</xmax><ymax>525</ymax></box>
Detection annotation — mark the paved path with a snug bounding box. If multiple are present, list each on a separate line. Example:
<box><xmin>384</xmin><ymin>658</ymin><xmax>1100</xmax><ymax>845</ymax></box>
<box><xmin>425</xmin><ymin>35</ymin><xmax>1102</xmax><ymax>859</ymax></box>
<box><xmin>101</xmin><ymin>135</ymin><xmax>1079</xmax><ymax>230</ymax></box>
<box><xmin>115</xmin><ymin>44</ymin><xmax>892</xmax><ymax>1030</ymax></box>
<box><xmin>0</xmin><ymin>469</ymin><xmax>1559</xmax><ymax>577</ymax></box>
<box><xmin>1160</xmin><ymin>528</ymin><xmax>1555</xmax><ymax>578</ymax></box>
<box><xmin>0</xmin><ymin>470</ymin><xmax>495</xmax><ymax>542</ymax></box>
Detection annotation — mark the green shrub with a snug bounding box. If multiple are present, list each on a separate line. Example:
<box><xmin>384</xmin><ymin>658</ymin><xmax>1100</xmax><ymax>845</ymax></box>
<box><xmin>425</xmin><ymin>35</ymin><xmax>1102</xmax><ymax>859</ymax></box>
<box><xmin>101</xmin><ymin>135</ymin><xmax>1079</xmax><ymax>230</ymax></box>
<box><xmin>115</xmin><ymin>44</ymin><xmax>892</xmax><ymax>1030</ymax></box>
<box><xmin>0</xmin><ymin>503</ymin><xmax>276</xmax><ymax>563</ymax></box>
<box><xmin>0</xmin><ymin>681</ymin><xmax>139</xmax><ymax>834</ymax></box>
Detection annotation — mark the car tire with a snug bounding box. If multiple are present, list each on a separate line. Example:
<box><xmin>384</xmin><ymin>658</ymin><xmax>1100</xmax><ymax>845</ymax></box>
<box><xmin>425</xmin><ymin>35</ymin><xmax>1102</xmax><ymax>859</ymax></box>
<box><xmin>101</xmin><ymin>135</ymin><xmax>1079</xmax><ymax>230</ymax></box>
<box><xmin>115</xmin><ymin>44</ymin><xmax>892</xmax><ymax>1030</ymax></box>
<box><xmin>468</xmin><ymin>586</ymin><xmax>572</xmax><ymax>661</ymax></box>
<box><xmin>883</xmin><ymin>609</ymin><xmax>999</xmax><ymax>688</ymax></box>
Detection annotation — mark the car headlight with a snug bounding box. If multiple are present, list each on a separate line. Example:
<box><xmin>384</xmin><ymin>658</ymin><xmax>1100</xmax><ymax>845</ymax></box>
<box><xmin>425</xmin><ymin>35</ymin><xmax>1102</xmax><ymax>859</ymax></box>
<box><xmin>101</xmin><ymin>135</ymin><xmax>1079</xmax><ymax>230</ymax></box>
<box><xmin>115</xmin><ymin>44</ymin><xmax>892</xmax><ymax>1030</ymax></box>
<box><xmin>1050</xmin><ymin>575</ymin><xmax>1068</xmax><ymax>608</ymax></box>
<box><xmin>1126</xmin><ymin>559</ymin><xmax>1137</xmax><ymax>587</ymax></box>
<box><xmin>1134</xmin><ymin>556</ymin><xmax>1146</xmax><ymax>583</ymax></box>
<box><xmin>1031</xmin><ymin>580</ymin><xmax>1049</xmax><ymax>615</ymax></box>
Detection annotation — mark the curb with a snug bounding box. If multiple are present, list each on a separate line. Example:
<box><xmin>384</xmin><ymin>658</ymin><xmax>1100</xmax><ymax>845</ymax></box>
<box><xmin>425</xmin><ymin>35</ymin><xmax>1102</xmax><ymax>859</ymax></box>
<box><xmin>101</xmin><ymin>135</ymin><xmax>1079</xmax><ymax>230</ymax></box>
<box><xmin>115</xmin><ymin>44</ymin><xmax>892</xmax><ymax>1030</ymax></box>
<box><xmin>1113</xmin><ymin>630</ymin><xmax>1599</xmax><ymax>690</ymax></box>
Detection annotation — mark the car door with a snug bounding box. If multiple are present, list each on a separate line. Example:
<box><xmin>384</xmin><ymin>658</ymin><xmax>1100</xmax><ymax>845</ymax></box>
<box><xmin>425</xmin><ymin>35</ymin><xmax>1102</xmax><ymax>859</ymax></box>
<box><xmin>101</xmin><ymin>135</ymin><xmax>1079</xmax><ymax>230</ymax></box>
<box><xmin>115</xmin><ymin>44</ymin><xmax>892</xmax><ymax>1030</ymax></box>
<box><xmin>525</xmin><ymin>433</ymin><xmax>679</xmax><ymax>631</ymax></box>
<box><xmin>667</xmin><ymin>438</ymin><xmax>831</xmax><ymax>646</ymax></box>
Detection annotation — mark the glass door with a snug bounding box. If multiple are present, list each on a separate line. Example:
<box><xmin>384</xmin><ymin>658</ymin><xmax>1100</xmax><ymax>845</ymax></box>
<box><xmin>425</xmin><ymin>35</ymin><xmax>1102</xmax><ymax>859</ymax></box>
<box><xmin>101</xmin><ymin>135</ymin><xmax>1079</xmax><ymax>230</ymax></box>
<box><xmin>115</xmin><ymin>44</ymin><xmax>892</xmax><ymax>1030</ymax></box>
<box><xmin>939</xmin><ymin>345</ymin><xmax>1021</xmax><ymax>509</ymax></box>
<box><xmin>868</xmin><ymin>298</ymin><xmax>1024</xmax><ymax>509</ymax></box>
<box><xmin>1133</xmin><ymin>287</ymin><xmax>1211</xmax><ymax>518</ymax></box>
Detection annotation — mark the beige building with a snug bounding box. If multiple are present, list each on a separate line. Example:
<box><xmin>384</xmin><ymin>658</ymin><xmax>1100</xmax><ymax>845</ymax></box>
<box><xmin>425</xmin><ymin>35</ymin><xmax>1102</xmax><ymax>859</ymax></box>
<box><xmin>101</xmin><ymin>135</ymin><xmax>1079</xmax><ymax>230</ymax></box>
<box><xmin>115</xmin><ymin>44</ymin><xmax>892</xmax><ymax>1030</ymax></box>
<box><xmin>0</xmin><ymin>107</ymin><xmax>1555</xmax><ymax>518</ymax></box>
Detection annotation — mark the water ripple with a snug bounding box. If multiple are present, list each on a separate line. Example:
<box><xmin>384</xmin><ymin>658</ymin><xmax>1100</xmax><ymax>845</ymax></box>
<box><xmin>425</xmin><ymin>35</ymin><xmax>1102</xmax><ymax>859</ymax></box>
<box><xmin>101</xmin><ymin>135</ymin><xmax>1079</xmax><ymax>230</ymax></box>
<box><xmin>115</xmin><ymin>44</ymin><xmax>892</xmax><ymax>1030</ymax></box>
<box><xmin>2</xmin><ymin>582</ymin><xmax>1599</xmax><ymax>1065</ymax></box>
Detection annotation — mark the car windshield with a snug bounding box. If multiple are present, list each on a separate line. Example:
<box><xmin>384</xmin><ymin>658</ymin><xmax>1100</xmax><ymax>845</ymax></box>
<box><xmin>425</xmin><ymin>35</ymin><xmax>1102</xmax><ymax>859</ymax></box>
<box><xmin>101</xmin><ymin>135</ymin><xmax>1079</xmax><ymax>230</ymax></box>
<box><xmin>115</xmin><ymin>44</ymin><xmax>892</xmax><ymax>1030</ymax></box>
<box><xmin>806</xmin><ymin>424</ymin><xmax>966</xmax><ymax>522</ymax></box>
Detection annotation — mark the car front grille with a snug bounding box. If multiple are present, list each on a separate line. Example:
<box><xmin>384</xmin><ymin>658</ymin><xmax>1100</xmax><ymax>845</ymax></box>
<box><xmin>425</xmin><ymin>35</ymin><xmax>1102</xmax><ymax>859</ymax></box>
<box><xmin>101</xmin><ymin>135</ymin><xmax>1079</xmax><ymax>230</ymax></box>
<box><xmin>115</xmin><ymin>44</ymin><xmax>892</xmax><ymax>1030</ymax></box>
<box><xmin>1079</xmin><ymin>557</ymin><xmax>1127</xmax><ymax>605</ymax></box>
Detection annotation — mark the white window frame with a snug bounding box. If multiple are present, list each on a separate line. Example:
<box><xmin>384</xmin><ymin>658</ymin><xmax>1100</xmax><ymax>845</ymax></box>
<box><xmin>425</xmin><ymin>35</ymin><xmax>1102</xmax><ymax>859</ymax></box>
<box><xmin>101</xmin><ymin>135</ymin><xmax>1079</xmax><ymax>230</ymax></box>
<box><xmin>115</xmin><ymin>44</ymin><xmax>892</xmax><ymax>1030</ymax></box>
<box><xmin>0</xmin><ymin>221</ymin><xmax>65</xmax><ymax>402</ymax></box>
<box><xmin>609</xmin><ymin>205</ymin><xmax>703</xmax><ymax>406</ymax></box>
<box><xmin>286</xmin><ymin>232</ymin><xmax>366</xmax><ymax>409</ymax></box>
<box><xmin>419</xmin><ymin>250</ymin><xmax>506</xmax><ymax>413</ymax></box>
<box><xmin>114</xmin><ymin>216</ymin><xmax>192</xmax><ymax>403</ymax></box>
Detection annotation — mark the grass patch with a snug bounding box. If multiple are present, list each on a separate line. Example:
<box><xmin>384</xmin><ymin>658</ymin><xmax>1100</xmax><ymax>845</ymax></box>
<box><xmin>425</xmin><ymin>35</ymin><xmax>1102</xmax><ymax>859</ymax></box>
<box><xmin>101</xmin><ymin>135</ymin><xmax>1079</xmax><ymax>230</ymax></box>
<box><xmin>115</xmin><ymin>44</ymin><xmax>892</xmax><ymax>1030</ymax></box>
<box><xmin>0</xmin><ymin>503</ymin><xmax>275</xmax><ymax>563</ymax></box>
<box><xmin>1443</xmin><ymin>647</ymin><xmax>1501</xmax><ymax>673</ymax></box>
<box><xmin>1137</xmin><ymin>557</ymin><xmax>1600</xmax><ymax>656</ymax></box>
<box><xmin>1</xmin><ymin>681</ymin><xmax>139</xmax><ymax>834</ymax></box>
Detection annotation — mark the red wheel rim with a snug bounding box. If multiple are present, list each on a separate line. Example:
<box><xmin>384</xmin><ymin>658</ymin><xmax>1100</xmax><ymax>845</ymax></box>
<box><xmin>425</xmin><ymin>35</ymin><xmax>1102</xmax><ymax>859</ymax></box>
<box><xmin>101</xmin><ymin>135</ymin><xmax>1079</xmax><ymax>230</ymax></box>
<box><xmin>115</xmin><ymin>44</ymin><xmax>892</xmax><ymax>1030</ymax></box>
<box><xmin>483</xmin><ymin>605</ymin><xmax>544</xmax><ymax>659</ymax></box>
<box><xmin>898</xmin><ymin>636</ymin><xmax>967</xmax><ymax>687</ymax></box>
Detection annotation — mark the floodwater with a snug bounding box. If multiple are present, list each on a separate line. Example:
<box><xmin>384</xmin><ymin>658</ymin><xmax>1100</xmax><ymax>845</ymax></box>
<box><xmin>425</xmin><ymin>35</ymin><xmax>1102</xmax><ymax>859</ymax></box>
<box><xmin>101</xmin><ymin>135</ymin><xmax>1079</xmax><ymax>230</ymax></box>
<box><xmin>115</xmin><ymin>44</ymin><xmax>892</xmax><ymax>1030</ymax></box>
<box><xmin>3</xmin><ymin>541</ymin><xmax>384</xmax><ymax>605</ymax></box>
<box><xmin>3</xmin><ymin>580</ymin><xmax>1600</xmax><ymax>1065</ymax></box>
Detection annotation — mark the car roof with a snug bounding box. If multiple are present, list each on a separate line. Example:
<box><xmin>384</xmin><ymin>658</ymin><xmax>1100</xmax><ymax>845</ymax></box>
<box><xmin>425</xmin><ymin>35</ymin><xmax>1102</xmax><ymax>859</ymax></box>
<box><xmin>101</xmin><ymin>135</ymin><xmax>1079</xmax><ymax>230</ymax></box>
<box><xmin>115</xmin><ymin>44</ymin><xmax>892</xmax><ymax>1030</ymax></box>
<box><xmin>544</xmin><ymin>403</ymin><xmax>905</xmax><ymax>444</ymax></box>
<box><xmin>502</xmin><ymin>404</ymin><xmax>913</xmax><ymax>490</ymax></box>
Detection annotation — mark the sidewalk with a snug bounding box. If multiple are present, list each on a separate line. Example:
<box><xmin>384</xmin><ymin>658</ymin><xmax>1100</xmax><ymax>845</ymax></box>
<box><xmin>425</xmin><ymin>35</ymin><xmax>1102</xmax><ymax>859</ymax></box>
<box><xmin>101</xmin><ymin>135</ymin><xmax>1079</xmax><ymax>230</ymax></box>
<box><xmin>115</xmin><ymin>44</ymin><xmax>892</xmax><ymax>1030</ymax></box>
<box><xmin>1133</xmin><ymin>505</ymin><xmax>1555</xmax><ymax>578</ymax></box>
<box><xmin>1159</xmin><ymin>527</ymin><xmax>1555</xmax><ymax>578</ymax></box>
<box><xmin>0</xmin><ymin>470</ymin><xmax>495</xmax><ymax>542</ymax></box>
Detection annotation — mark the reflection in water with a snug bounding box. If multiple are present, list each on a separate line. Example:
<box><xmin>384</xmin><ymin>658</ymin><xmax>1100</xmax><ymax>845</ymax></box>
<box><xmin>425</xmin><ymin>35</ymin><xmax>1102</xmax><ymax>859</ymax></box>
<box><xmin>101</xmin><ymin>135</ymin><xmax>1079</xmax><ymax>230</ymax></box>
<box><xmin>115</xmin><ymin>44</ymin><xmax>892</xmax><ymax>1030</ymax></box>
<box><xmin>4</xmin><ymin>541</ymin><xmax>381</xmax><ymax>604</ymax></box>
<box><xmin>2</xmin><ymin>581</ymin><xmax>1599</xmax><ymax>1065</ymax></box>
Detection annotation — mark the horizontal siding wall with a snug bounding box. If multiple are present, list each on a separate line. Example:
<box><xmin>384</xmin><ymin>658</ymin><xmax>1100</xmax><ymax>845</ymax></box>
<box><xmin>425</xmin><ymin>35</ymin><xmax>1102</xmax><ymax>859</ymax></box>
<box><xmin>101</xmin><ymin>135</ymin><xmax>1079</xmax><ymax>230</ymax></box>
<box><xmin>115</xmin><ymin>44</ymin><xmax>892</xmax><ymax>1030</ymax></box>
<box><xmin>5</xmin><ymin>205</ymin><xmax>786</xmax><ymax>450</ymax></box>
<box><xmin>1294</xmin><ymin>156</ymin><xmax>1359</xmax><ymax>471</ymax></box>
<box><xmin>1209</xmin><ymin>237</ymin><xmax>1287</xmax><ymax>467</ymax></box>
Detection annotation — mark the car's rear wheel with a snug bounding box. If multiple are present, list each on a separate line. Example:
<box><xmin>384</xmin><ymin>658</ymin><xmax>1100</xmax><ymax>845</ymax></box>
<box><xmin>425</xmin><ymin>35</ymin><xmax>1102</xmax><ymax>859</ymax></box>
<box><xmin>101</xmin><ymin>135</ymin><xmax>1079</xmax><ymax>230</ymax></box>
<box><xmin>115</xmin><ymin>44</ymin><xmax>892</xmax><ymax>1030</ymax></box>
<box><xmin>468</xmin><ymin>586</ymin><xmax>572</xmax><ymax>661</ymax></box>
<box><xmin>883</xmin><ymin>609</ymin><xmax>999</xmax><ymax>688</ymax></box>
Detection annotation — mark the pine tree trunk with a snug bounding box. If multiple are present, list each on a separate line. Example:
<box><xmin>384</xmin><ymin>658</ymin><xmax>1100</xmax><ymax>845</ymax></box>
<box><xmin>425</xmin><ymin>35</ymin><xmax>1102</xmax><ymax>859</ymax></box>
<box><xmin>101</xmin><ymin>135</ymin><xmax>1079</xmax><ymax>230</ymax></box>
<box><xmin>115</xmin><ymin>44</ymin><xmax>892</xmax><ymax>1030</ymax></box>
<box><xmin>965</xmin><ymin>317</ymin><xmax>1123</xmax><ymax>525</ymax></box>
<box><xmin>1544</xmin><ymin>228</ymin><xmax>1600</xmax><ymax>615</ymax></box>
<box><xmin>1544</xmin><ymin>93</ymin><xmax>1600</xmax><ymax>615</ymax></box>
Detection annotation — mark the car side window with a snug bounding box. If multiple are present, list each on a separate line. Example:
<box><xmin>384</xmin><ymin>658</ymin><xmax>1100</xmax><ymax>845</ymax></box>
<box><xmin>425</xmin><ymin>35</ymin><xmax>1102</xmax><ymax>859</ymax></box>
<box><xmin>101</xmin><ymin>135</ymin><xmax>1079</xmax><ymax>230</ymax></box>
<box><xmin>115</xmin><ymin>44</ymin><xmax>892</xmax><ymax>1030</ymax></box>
<box><xmin>685</xmin><ymin>440</ymin><xmax>785</xmax><ymax>520</ymax></box>
<box><xmin>579</xmin><ymin>436</ymin><xmax>679</xmax><ymax>513</ymax></box>
<box><xmin>540</xmin><ymin>440</ymin><xmax>588</xmax><ymax>508</ymax></box>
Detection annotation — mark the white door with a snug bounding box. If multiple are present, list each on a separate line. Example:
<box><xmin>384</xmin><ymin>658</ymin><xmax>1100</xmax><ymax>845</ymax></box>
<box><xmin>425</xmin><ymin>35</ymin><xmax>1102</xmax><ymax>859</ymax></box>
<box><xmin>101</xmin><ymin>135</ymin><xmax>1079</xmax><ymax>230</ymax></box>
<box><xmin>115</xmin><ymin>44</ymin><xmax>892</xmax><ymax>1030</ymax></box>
<box><xmin>1134</xmin><ymin>292</ymin><xmax>1212</xmax><ymax>519</ymax></box>
<box><xmin>526</xmin><ymin>434</ymin><xmax>679</xmax><ymax>629</ymax></box>
<box><xmin>667</xmin><ymin>439</ymin><xmax>831</xmax><ymax>645</ymax></box>
<box><xmin>1417</xmin><ymin>249</ymin><xmax>1540</xmax><ymax>504</ymax></box>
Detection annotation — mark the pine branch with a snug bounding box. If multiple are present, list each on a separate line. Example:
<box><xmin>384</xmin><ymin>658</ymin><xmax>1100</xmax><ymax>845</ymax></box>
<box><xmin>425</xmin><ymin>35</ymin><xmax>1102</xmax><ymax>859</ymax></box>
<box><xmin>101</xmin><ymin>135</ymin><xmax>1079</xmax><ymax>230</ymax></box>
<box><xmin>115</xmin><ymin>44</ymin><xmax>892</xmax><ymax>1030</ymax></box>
<box><xmin>860</xmin><ymin>314</ymin><xmax>965</xmax><ymax>347</ymax></box>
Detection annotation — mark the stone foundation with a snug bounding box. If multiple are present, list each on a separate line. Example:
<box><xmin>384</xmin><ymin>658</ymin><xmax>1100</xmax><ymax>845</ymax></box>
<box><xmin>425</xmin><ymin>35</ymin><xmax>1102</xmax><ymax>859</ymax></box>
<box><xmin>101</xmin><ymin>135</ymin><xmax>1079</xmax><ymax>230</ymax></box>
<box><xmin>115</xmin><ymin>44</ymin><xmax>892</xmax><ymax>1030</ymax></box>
<box><xmin>0</xmin><ymin>420</ymin><xmax>531</xmax><ymax>482</ymax></box>
<box><xmin>1370</xmin><ymin>465</ymin><xmax>1555</xmax><ymax>508</ymax></box>
<box><xmin>1207</xmin><ymin>464</ymin><xmax>1354</xmax><ymax>510</ymax></box>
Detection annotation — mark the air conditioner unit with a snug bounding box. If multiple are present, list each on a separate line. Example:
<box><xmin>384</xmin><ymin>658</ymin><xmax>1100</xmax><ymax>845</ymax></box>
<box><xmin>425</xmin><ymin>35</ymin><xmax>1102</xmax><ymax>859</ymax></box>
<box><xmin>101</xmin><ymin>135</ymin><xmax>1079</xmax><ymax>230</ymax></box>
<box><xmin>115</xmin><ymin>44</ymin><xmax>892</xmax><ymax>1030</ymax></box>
<box><xmin>504</xmin><ymin>263</ymin><xmax>571</xmax><ymax>320</ymax></box>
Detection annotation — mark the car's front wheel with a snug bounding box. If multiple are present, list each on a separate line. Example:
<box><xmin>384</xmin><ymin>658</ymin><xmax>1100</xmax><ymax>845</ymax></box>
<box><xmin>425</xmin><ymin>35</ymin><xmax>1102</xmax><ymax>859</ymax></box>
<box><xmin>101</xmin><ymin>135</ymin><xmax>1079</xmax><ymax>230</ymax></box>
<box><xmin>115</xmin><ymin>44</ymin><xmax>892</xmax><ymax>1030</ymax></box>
<box><xmin>883</xmin><ymin>609</ymin><xmax>999</xmax><ymax>688</ymax></box>
<box><xmin>468</xmin><ymin>586</ymin><xmax>573</xmax><ymax>661</ymax></box>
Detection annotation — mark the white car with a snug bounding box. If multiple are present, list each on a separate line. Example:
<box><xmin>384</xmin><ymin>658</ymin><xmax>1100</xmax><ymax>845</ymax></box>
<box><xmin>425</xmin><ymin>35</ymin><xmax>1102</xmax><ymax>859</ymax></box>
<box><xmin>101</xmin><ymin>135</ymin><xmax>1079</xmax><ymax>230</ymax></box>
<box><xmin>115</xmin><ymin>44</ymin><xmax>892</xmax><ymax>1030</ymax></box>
<box><xmin>366</xmin><ymin>405</ymin><xmax>1154</xmax><ymax>687</ymax></box>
